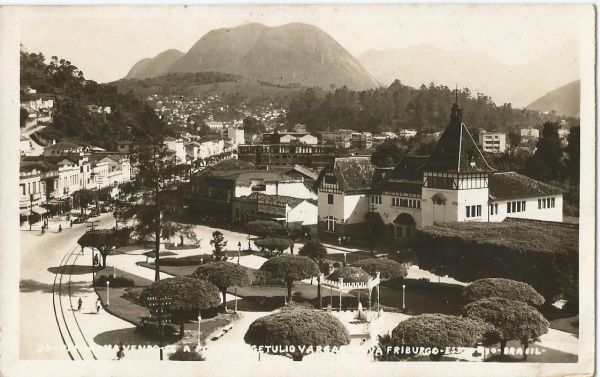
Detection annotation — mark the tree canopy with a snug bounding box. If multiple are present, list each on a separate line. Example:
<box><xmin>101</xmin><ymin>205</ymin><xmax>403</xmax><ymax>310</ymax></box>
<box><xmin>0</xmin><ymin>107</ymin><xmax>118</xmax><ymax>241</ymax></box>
<box><xmin>77</xmin><ymin>228</ymin><xmax>129</xmax><ymax>267</ymax></box>
<box><xmin>191</xmin><ymin>262</ymin><xmax>253</xmax><ymax>311</ymax></box>
<box><xmin>463</xmin><ymin>278</ymin><xmax>544</xmax><ymax>306</ymax></box>
<box><xmin>254</xmin><ymin>237</ymin><xmax>293</xmax><ymax>258</ymax></box>
<box><xmin>352</xmin><ymin>259</ymin><xmax>407</xmax><ymax>280</ymax></box>
<box><xmin>116</xmin><ymin>143</ymin><xmax>186</xmax><ymax>281</ymax></box>
<box><xmin>209</xmin><ymin>231</ymin><xmax>228</xmax><ymax>261</ymax></box>
<box><xmin>244</xmin><ymin>307</ymin><xmax>350</xmax><ymax>361</ymax></box>
<box><xmin>260</xmin><ymin>255</ymin><xmax>319</xmax><ymax>299</ymax></box>
<box><xmin>463</xmin><ymin>297</ymin><xmax>549</xmax><ymax>359</ymax></box>
<box><xmin>298</xmin><ymin>240</ymin><xmax>327</xmax><ymax>261</ymax></box>
<box><xmin>371</xmin><ymin>139</ymin><xmax>406</xmax><ymax>167</ymax></box>
<box><xmin>246</xmin><ymin>220</ymin><xmax>283</xmax><ymax>239</ymax></box>
<box><xmin>390</xmin><ymin>314</ymin><xmax>491</xmax><ymax>361</ymax></box>
<box><xmin>140</xmin><ymin>277</ymin><xmax>220</xmax><ymax>335</ymax></box>
<box><xmin>327</xmin><ymin>266</ymin><xmax>371</xmax><ymax>283</ymax></box>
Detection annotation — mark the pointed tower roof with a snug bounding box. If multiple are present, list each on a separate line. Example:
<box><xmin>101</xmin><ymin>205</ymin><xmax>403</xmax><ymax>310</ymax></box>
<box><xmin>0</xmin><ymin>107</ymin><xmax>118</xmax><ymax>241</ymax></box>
<box><xmin>420</xmin><ymin>102</ymin><xmax>494</xmax><ymax>173</ymax></box>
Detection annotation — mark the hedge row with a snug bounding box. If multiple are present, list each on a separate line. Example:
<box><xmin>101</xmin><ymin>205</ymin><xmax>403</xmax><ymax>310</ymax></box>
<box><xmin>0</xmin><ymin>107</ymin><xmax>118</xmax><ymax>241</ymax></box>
<box><xmin>416</xmin><ymin>220</ymin><xmax>578</xmax><ymax>301</ymax></box>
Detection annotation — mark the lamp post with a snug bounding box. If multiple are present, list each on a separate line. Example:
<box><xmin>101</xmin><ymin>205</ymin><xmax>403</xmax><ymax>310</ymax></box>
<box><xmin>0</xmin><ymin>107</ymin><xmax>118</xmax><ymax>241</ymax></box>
<box><xmin>247</xmin><ymin>233</ymin><xmax>251</xmax><ymax>252</ymax></box>
<box><xmin>197</xmin><ymin>312</ymin><xmax>202</xmax><ymax>349</ymax></box>
<box><xmin>29</xmin><ymin>193</ymin><xmax>33</xmax><ymax>231</ymax></box>
<box><xmin>402</xmin><ymin>284</ymin><xmax>406</xmax><ymax>310</ymax></box>
<box><xmin>106</xmin><ymin>280</ymin><xmax>110</xmax><ymax>306</ymax></box>
<box><xmin>237</xmin><ymin>242</ymin><xmax>241</xmax><ymax>265</ymax></box>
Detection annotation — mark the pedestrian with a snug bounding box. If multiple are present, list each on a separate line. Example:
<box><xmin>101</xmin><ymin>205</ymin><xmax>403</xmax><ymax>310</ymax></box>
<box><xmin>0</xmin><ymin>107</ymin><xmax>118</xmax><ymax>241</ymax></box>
<box><xmin>117</xmin><ymin>342</ymin><xmax>125</xmax><ymax>360</ymax></box>
<box><xmin>96</xmin><ymin>299</ymin><xmax>101</xmax><ymax>315</ymax></box>
<box><xmin>77</xmin><ymin>297</ymin><xmax>82</xmax><ymax>312</ymax></box>
<box><xmin>70</xmin><ymin>220</ymin><xmax>73</xmax><ymax>228</ymax></box>
<box><xmin>58</xmin><ymin>224</ymin><xmax>62</xmax><ymax>233</ymax></box>
<box><xmin>337</xmin><ymin>237</ymin><xmax>341</xmax><ymax>246</ymax></box>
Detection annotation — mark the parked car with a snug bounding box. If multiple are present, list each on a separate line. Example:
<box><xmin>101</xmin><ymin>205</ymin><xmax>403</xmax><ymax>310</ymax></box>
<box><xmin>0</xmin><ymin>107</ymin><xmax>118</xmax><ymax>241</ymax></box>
<box><xmin>100</xmin><ymin>205</ymin><xmax>111</xmax><ymax>213</ymax></box>
<box><xmin>89</xmin><ymin>209</ymin><xmax>100</xmax><ymax>217</ymax></box>
<box><xmin>72</xmin><ymin>217</ymin><xmax>86</xmax><ymax>224</ymax></box>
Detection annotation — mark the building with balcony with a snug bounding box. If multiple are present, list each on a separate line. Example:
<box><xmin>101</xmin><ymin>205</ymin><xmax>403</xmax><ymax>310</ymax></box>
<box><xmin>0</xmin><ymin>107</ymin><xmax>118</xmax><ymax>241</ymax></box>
<box><xmin>478</xmin><ymin>130</ymin><xmax>507</xmax><ymax>153</ymax></box>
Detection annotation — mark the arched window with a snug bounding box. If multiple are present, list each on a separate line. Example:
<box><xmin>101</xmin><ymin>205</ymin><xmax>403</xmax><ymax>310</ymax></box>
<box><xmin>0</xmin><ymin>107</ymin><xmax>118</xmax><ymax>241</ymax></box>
<box><xmin>393</xmin><ymin>213</ymin><xmax>416</xmax><ymax>240</ymax></box>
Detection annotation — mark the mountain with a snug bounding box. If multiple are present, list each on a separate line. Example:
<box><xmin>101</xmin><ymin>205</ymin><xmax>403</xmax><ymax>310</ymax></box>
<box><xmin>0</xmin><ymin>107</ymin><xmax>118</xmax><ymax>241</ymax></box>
<box><xmin>357</xmin><ymin>40</ymin><xmax>579</xmax><ymax>108</ymax></box>
<box><xmin>526</xmin><ymin>80</ymin><xmax>580</xmax><ymax>117</ymax></box>
<box><xmin>127</xmin><ymin>23</ymin><xmax>379</xmax><ymax>91</ymax></box>
<box><xmin>125</xmin><ymin>49</ymin><xmax>184</xmax><ymax>79</ymax></box>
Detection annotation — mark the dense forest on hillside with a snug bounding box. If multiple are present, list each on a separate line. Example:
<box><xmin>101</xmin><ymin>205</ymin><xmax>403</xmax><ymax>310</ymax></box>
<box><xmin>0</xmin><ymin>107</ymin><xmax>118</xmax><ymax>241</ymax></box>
<box><xmin>21</xmin><ymin>49</ymin><xmax>173</xmax><ymax>150</ymax></box>
<box><xmin>286</xmin><ymin>81</ymin><xmax>578</xmax><ymax>134</ymax></box>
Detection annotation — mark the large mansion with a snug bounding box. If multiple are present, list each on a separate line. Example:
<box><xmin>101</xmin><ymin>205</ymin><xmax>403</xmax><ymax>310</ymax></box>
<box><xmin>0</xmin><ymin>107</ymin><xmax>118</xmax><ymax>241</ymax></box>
<box><xmin>314</xmin><ymin>102</ymin><xmax>564</xmax><ymax>245</ymax></box>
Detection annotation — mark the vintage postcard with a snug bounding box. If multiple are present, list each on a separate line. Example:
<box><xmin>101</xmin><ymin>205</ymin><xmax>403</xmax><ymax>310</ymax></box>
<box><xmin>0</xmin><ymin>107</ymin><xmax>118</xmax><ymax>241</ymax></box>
<box><xmin>0</xmin><ymin>4</ymin><xmax>595</xmax><ymax>377</ymax></box>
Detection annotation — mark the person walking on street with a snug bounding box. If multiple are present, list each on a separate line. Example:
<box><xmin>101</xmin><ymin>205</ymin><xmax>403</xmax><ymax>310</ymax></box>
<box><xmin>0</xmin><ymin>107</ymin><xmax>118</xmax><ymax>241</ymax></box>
<box><xmin>96</xmin><ymin>298</ymin><xmax>101</xmax><ymax>315</ymax></box>
<box><xmin>117</xmin><ymin>342</ymin><xmax>125</xmax><ymax>360</ymax></box>
<box><xmin>77</xmin><ymin>298</ymin><xmax>82</xmax><ymax>312</ymax></box>
<box><xmin>58</xmin><ymin>224</ymin><xmax>62</xmax><ymax>233</ymax></box>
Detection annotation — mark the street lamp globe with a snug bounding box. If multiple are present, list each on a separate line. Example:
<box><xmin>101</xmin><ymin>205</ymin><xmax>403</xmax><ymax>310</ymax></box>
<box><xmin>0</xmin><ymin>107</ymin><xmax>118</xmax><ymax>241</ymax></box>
<box><xmin>106</xmin><ymin>280</ymin><xmax>110</xmax><ymax>306</ymax></box>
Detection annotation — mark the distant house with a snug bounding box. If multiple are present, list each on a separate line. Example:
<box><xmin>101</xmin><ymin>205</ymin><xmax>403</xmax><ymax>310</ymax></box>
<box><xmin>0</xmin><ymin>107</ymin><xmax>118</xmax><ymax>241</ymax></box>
<box><xmin>188</xmin><ymin>169</ymin><xmax>316</xmax><ymax>223</ymax></box>
<box><xmin>320</xmin><ymin>129</ymin><xmax>355</xmax><ymax>148</ymax></box>
<box><xmin>232</xmin><ymin>192</ymin><xmax>317</xmax><ymax>229</ymax></box>
<box><xmin>521</xmin><ymin>128</ymin><xmax>540</xmax><ymax>138</ymax></box>
<box><xmin>478</xmin><ymin>130</ymin><xmax>507</xmax><ymax>153</ymax></box>
<box><xmin>206</xmin><ymin>121</ymin><xmax>224</xmax><ymax>130</ymax></box>
<box><xmin>43</xmin><ymin>141</ymin><xmax>85</xmax><ymax>156</ymax></box>
<box><xmin>397</xmin><ymin>129</ymin><xmax>417</xmax><ymax>139</ymax></box>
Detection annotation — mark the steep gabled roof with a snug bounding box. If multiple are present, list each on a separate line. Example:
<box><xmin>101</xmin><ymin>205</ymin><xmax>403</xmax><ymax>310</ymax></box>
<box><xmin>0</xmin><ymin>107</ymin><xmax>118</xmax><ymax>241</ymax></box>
<box><xmin>420</xmin><ymin>103</ymin><xmax>494</xmax><ymax>173</ymax></box>
<box><xmin>323</xmin><ymin>157</ymin><xmax>376</xmax><ymax>192</ymax></box>
<box><xmin>374</xmin><ymin>155</ymin><xmax>427</xmax><ymax>194</ymax></box>
<box><xmin>489</xmin><ymin>172</ymin><xmax>564</xmax><ymax>200</ymax></box>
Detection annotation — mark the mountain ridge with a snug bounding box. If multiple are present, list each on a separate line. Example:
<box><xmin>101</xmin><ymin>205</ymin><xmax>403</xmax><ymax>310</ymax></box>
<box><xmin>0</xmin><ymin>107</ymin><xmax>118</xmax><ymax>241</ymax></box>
<box><xmin>357</xmin><ymin>39</ymin><xmax>579</xmax><ymax>107</ymax></box>
<box><xmin>125</xmin><ymin>23</ymin><xmax>379</xmax><ymax>91</ymax></box>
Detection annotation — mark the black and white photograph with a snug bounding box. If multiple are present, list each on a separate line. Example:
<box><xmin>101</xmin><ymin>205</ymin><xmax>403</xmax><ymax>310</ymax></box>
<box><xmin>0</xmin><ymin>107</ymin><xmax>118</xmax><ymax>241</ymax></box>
<box><xmin>0</xmin><ymin>4</ymin><xmax>595</xmax><ymax>377</ymax></box>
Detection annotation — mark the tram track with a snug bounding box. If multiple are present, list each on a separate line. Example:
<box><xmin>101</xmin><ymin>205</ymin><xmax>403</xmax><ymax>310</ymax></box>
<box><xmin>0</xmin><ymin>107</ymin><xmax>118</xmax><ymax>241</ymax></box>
<box><xmin>51</xmin><ymin>221</ymin><xmax>111</xmax><ymax>360</ymax></box>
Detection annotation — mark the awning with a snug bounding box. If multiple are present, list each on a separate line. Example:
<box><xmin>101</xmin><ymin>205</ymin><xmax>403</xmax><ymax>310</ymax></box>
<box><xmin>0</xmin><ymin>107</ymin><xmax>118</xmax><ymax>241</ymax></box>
<box><xmin>31</xmin><ymin>206</ymin><xmax>48</xmax><ymax>215</ymax></box>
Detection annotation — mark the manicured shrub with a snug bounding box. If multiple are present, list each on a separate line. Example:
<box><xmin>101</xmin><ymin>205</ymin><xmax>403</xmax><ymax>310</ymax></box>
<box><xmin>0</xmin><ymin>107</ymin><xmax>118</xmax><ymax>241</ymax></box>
<box><xmin>160</xmin><ymin>255</ymin><xmax>213</xmax><ymax>266</ymax></box>
<box><xmin>94</xmin><ymin>274</ymin><xmax>134</xmax><ymax>288</ymax></box>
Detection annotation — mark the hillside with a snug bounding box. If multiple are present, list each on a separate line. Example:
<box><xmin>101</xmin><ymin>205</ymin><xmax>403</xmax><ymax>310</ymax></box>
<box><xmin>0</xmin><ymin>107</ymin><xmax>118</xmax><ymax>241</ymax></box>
<box><xmin>111</xmin><ymin>71</ymin><xmax>307</xmax><ymax>99</ymax></box>
<box><xmin>357</xmin><ymin>40</ymin><xmax>580</xmax><ymax>108</ymax></box>
<box><xmin>129</xmin><ymin>22</ymin><xmax>379</xmax><ymax>91</ymax></box>
<box><xmin>125</xmin><ymin>49</ymin><xmax>185</xmax><ymax>79</ymax></box>
<box><xmin>526</xmin><ymin>80</ymin><xmax>580</xmax><ymax>118</ymax></box>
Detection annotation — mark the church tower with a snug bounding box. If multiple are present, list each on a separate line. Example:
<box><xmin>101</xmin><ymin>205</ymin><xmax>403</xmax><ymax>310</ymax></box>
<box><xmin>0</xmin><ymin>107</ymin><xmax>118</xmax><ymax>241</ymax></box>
<box><xmin>420</xmin><ymin>100</ymin><xmax>495</xmax><ymax>227</ymax></box>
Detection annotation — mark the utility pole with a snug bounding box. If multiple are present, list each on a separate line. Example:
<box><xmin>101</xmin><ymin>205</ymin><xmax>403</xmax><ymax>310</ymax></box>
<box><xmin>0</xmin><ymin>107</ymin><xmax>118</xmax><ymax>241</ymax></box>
<box><xmin>86</xmin><ymin>219</ymin><xmax>100</xmax><ymax>232</ymax></box>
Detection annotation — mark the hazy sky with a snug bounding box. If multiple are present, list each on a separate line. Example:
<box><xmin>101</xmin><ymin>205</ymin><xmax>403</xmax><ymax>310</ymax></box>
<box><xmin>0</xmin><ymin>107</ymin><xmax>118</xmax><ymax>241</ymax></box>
<box><xmin>18</xmin><ymin>4</ymin><xmax>591</xmax><ymax>83</ymax></box>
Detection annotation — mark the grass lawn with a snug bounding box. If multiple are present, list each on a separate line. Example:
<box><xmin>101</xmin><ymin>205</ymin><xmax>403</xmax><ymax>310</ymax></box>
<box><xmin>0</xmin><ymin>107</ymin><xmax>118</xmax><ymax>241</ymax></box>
<box><xmin>94</xmin><ymin>267</ymin><xmax>237</xmax><ymax>345</ymax></box>
<box><xmin>378</xmin><ymin>278</ymin><xmax>466</xmax><ymax>315</ymax></box>
<box><xmin>137</xmin><ymin>262</ymin><xmax>199</xmax><ymax>277</ymax></box>
<box><xmin>324</xmin><ymin>252</ymin><xmax>373</xmax><ymax>265</ymax></box>
<box><xmin>549</xmin><ymin>316</ymin><xmax>579</xmax><ymax>336</ymax></box>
